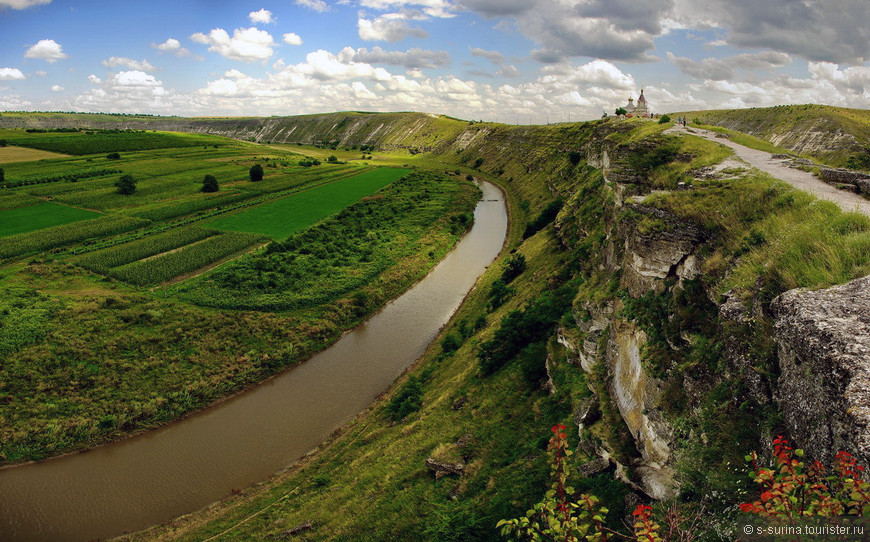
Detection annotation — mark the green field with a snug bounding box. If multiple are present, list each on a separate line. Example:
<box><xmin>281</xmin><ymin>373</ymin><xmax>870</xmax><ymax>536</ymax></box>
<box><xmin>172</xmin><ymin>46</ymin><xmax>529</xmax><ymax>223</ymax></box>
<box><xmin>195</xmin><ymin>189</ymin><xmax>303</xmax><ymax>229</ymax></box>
<box><xmin>1</xmin><ymin>129</ymin><xmax>228</xmax><ymax>156</ymax></box>
<box><xmin>0</xmin><ymin>202</ymin><xmax>103</xmax><ymax>237</ymax></box>
<box><xmin>207</xmin><ymin>167</ymin><xmax>409</xmax><ymax>239</ymax></box>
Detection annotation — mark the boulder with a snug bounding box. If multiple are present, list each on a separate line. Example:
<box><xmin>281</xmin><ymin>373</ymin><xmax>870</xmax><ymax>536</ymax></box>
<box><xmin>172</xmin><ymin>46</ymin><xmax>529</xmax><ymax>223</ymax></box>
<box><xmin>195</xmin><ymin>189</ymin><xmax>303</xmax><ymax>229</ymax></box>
<box><xmin>425</xmin><ymin>458</ymin><xmax>465</xmax><ymax>479</ymax></box>
<box><xmin>771</xmin><ymin>275</ymin><xmax>870</xmax><ymax>465</ymax></box>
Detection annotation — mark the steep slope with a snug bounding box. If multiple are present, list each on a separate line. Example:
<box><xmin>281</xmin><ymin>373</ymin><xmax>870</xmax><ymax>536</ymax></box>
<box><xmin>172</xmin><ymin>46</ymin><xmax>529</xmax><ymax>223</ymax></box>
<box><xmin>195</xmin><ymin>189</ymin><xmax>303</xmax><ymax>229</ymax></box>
<box><xmin>120</xmin><ymin>115</ymin><xmax>870</xmax><ymax>541</ymax></box>
<box><xmin>678</xmin><ymin>104</ymin><xmax>870</xmax><ymax>169</ymax></box>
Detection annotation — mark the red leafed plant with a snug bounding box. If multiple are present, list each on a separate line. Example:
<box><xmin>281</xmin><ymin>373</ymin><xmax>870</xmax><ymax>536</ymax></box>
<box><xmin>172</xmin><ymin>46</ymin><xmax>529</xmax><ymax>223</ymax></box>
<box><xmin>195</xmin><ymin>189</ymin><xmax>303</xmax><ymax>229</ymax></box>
<box><xmin>740</xmin><ymin>435</ymin><xmax>870</xmax><ymax>518</ymax></box>
<box><xmin>498</xmin><ymin>425</ymin><xmax>663</xmax><ymax>541</ymax></box>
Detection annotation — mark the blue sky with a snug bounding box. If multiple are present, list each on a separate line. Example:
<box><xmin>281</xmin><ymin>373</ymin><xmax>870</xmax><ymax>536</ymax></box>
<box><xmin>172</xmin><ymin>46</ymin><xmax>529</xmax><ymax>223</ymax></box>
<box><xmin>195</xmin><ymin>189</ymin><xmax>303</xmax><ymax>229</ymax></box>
<box><xmin>1</xmin><ymin>0</ymin><xmax>869</xmax><ymax>122</ymax></box>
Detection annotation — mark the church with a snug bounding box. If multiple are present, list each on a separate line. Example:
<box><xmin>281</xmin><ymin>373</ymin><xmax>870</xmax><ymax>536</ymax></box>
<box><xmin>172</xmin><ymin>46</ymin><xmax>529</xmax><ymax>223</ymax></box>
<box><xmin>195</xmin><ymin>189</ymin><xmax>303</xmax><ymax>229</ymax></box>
<box><xmin>623</xmin><ymin>89</ymin><xmax>650</xmax><ymax>117</ymax></box>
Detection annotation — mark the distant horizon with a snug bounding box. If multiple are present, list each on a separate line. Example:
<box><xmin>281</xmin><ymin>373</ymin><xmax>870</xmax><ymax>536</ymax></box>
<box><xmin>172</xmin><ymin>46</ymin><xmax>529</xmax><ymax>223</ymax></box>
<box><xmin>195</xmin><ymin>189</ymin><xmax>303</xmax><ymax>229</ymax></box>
<box><xmin>3</xmin><ymin>103</ymin><xmax>867</xmax><ymax>127</ymax></box>
<box><xmin>2</xmin><ymin>0</ymin><xmax>868</xmax><ymax>124</ymax></box>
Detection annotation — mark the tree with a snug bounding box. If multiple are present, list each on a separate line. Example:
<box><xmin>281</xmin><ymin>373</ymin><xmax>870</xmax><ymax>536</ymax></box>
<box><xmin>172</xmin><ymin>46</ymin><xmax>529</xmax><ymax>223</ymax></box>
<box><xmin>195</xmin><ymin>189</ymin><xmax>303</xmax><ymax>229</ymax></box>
<box><xmin>106</xmin><ymin>152</ymin><xmax>121</xmax><ymax>160</ymax></box>
<box><xmin>249</xmin><ymin>163</ymin><xmax>264</xmax><ymax>182</ymax></box>
<box><xmin>0</xmin><ymin>167</ymin><xmax>4</xmax><ymax>184</ymax></box>
<box><xmin>615</xmin><ymin>107</ymin><xmax>627</xmax><ymax>116</ymax></box>
<box><xmin>202</xmin><ymin>174</ymin><xmax>219</xmax><ymax>193</ymax></box>
<box><xmin>658</xmin><ymin>114</ymin><xmax>671</xmax><ymax>124</ymax></box>
<box><xmin>115</xmin><ymin>174</ymin><xmax>136</xmax><ymax>194</ymax></box>
<box><xmin>328</xmin><ymin>155</ymin><xmax>337</xmax><ymax>162</ymax></box>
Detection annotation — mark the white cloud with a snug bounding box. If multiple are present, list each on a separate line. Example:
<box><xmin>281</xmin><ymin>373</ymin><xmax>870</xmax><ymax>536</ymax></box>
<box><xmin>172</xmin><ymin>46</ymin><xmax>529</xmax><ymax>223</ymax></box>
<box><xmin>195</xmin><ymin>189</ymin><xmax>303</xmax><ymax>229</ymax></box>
<box><xmin>191</xmin><ymin>27</ymin><xmax>275</xmax><ymax>62</ymax></box>
<box><xmin>0</xmin><ymin>0</ymin><xmax>51</xmax><ymax>9</ymax></box>
<box><xmin>24</xmin><ymin>39</ymin><xmax>67</xmax><ymax>63</ymax></box>
<box><xmin>296</xmin><ymin>0</ymin><xmax>329</xmax><ymax>12</ymax></box>
<box><xmin>88</xmin><ymin>74</ymin><xmax>101</xmax><ymax>84</ymax></box>
<box><xmin>358</xmin><ymin>16</ymin><xmax>428</xmax><ymax>42</ymax></box>
<box><xmin>34</xmin><ymin>70</ymin><xmax>47</xmax><ymax>77</ymax></box>
<box><xmin>350</xmin><ymin>46</ymin><xmax>450</xmax><ymax>69</ymax></box>
<box><xmin>113</xmin><ymin>70</ymin><xmax>162</xmax><ymax>88</ymax></box>
<box><xmin>283</xmin><ymin>33</ymin><xmax>303</xmax><ymax>45</ymax></box>
<box><xmin>358</xmin><ymin>0</ymin><xmax>455</xmax><ymax>18</ymax></box>
<box><xmin>102</xmin><ymin>57</ymin><xmax>157</xmax><ymax>72</ymax></box>
<box><xmin>249</xmin><ymin>9</ymin><xmax>274</xmax><ymax>24</ymax></box>
<box><xmin>470</xmin><ymin>47</ymin><xmax>504</xmax><ymax>64</ymax></box>
<box><xmin>50</xmin><ymin>84</ymin><xmax>63</xmax><ymax>91</ymax></box>
<box><xmin>224</xmin><ymin>69</ymin><xmax>248</xmax><ymax>80</ymax></box>
<box><xmin>668</xmin><ymin>51</ymin><xmax>791</xmax><ymax>81</ymax></box>
<box><xmin>497</xmin><ymin>65</ymin><xmax>521</xmax><ymax>78</ymax></box>
<box><xmin>152</xmin><ymin>38</ymin><xmax>199</xmax><ymax>59</ymax></box>
<box><xmin>0</xmin><ymin>67</ymin><xmax>26</xmax><ymax>80</ymax></box>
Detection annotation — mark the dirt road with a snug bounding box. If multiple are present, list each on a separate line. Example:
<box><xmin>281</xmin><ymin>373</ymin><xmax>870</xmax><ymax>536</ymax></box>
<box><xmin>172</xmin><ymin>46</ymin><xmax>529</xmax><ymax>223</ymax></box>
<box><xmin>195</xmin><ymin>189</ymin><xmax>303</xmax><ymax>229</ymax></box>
<box><xmin>668</xmin><ymin>124</ymin><xmax>870</xmax><ymax>216</ymax></box>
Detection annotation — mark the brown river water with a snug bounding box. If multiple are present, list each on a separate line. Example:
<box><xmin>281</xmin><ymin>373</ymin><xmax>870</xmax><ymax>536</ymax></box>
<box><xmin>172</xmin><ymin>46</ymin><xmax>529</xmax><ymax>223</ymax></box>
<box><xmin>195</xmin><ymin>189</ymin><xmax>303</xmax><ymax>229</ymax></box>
<box><xmin>0</xmin><ymin>180</ymin><xmax>508</xmax><ymax>542</ymax></box>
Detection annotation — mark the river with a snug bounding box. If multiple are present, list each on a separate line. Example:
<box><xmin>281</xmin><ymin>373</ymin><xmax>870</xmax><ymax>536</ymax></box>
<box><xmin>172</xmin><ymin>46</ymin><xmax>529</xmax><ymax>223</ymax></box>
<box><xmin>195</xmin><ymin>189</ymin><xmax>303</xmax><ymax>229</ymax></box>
<box><xmin>0</xmin><ymin>180</ymin><xmax>508</xmax><ymax>542</ymax></box>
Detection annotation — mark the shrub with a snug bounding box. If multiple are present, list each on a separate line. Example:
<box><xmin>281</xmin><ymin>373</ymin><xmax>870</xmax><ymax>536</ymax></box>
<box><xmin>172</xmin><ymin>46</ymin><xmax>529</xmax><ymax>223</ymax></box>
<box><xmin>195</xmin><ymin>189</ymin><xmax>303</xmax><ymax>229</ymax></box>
<box><xmin>501</xmin><ymin>253</ymin><xmax>527</xmax><ymax>283</ymax></box>
<box><xmin>0</xmin><ymin>167</ymin><xmax>4</xmax><ymax>183</ymax></box>
<box><xmin>741</xmin><ymin>436</ymin><xmax>870</xmax><ymax>517</ymax></box>
<box><xmin>106</xmin><ymin>152</ymin><xmax>121</xmax><ymax>160</ymax></box>
<box><xmin>201</xmin><ymin>174</ymin><xmax>219</xmax><ymax>193</ymax></box>
<box><xmin>523</xmin><ymin>198</ymin><xmax>564</xmax><ymax>239</ymax></box>
<box><xmin>488</xmin><ymin>279</ymin><xmax>514</xmax><ymax>310</ymax></box>
<box><xmin>658</xmin><ymin>114</ymin><xmax>671</xmax><ymax>124</ymax></box>
<box><xmin>568</xmin><ymin>151</ymin><xmax>583</xmax><ymax>166</ymax></box>
<box><xmin>115</xmin><ymin>174</ymin><xmax>136</xmax><ymax>194</ymax></box>
<box><xmin>386</xmin><ymin>376</ymin><xmax>423</xmax><ymax>421</ymax></box>
<box><xmin>441</xmin><ymin>333</ymin><xmax>462</xmax><ymax>354</ymax></box>
<box><xmin>249</xmin><ymin>163</ymin><xmax>264</xmax><ymax>182</ymax></box>
<box><xmin>473</xmin><ymin>157</ymin><xmax>484</xmax><ymax>169</ymax></box>
<box><xmin>328</xmin><ymin>155</ymin><xmax>337</xmax><ymax>162</ymax></box>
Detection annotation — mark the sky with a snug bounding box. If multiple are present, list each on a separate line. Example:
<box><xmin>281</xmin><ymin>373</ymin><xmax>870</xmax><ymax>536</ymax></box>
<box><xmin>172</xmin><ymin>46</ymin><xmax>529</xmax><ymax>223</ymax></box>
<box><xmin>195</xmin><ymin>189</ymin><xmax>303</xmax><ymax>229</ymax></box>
<box><xmin>1</xmin><ymin>0</ymin><xmax>869</xmax><ymax>123</ymax></box>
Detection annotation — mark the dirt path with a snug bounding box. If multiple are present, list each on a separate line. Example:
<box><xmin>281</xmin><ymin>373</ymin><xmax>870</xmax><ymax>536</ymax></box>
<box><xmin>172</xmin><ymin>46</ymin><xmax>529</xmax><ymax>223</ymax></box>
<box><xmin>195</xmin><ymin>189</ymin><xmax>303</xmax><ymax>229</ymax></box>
<box><xmin>668</xmin><ymin>124</ymin><xmax>870</xmax><ymax>216</ymax></box>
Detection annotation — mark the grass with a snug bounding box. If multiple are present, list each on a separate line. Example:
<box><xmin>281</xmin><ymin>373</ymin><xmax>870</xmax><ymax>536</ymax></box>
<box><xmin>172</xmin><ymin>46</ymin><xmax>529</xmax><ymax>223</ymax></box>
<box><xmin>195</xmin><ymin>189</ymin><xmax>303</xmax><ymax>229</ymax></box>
<box><xmin>207</xmin><ymin>167</ymin><xmax>409</xmax><ymax>239</ymax></box>
<box><xmin>0</xmin><ymin>163</ymin><xmax>477</xmax><ymax>463</ymax></box>
<box><xmin>0</xmin><ymin>202</ymin><xmax>103</xmax><ymax>237</ymax></box>
<box><xmin>1</xmin><ymin>129</ymin><xmax>228</xmax><ymax>155</ymax></box>
<box><xmin>0</xmin><ymin>145</ymin><xmax>70</xmax><ymax>163</ymax></box>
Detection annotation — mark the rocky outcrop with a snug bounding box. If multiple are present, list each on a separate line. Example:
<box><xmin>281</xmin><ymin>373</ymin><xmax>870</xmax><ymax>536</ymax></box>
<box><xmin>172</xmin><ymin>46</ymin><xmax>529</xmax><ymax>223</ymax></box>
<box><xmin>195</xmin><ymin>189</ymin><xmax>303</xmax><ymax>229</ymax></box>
<box><xmin>620</xmin><ymin>205</ymin><xmax>704</xmax><ymax>297</ymax></box>
<box><xmin>607</xmin><ymin>320</ymin><xmax>677</xmax><ymax>500</ymax></box>
<box><xmin>771</xmin><ymin>275</ymin><xmax>870</xmax><ymax>466</ymax></box>
<box><xmin>819</xmin><ymin>167</ymin><xmax>870</xmax><ymax>196</ymax></box>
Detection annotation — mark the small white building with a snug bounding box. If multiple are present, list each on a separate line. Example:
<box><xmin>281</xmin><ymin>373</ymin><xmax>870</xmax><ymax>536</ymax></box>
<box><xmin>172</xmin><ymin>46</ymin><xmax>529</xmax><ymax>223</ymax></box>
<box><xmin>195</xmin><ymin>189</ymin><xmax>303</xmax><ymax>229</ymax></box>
<box><xmin>623</xmin><ymin>89</ymin><xmax>650</xmax><ymax>117</ymax></box>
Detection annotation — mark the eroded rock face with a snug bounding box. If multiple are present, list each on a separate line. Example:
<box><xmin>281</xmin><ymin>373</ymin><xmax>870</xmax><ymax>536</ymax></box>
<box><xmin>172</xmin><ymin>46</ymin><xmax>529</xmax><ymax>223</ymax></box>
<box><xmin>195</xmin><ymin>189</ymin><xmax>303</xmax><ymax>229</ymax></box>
<box><xmin>621</xmin><ymin>205</ymin><xmax>705</xmax><ymax>297</ymax></box>
<box><xmin>607</xmin><ymin>320</ymin><xmax>677</xmax><ymax>499</ymax></box>
<box><xmin>771</xmin><ymin>275</ymin><xmax>870</xmax><ymax>466</ymax></box>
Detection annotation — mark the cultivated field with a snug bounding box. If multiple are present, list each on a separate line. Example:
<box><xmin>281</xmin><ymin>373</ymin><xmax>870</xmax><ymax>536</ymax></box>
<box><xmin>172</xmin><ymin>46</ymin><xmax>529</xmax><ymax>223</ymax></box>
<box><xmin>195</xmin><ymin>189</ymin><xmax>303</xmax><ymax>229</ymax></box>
<box><xmin>0</xmin><ymin>145</ymin><xmax>70</xmax><ymax>163</ymax></box>
<box><xmin>0</xmin><ymin>127</ymin><xmax>479</xmax><ymax>462</ymax></box>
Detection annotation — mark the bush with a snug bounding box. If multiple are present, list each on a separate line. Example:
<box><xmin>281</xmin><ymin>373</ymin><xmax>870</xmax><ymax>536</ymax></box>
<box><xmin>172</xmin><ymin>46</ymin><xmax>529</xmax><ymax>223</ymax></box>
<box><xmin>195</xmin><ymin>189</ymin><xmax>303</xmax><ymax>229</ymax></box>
<box><xmin>106</xmin><ymin>152</ymin><xmax>121</xmax><ymax>160</ymax></box>
<box><xmin>0</xmin><ymin>167</ymin><xmax>4</xmax><ymax>183</ymax></box>
<box><xmin>568</xmin><ymin>151</ymin><xmax>583</xmax><ymax>166</ymax></box>
<box><xmin>328</xmin><ymin>155</ymin><xmax>337</xmax><ymax>162</ymax></box>
<box><xmin>386</xmin><ymin>376</ymin><xmax>423</xmax><ymax>421</ymax></box>
<box><xmin>658</xmin><ymin>114</ymin><xmax>671</xmax><ymax>124</ymax></box>
<box><xmin>201</xmin><ymin>174</ymin><xmax>219</xmax><ymax>193</ymax></box>
<box><xmin>488</xmin><ymin>278</ymin><xmax>514</xmax><ymax>310</ymax></box>
<box><xmin>523</xmin><ymin>198</ymin><xmax>564</xmax><ymax>239</ymax></box>
<box><xmin>249</xmin><ymin>163</ymin><xmax>264</xmax><ymax>182</ymax></box>
<box><xmin>501</xmin><ymin>253</ymin><xmax>526</xmax><ymax>283</ymax></box>
<box><xmin>115</xmin><ymin>174</ymin><xmax>136</xmax><ymax>194</ymax></box>
<box><xmin>441</xmin><ymin>333</ymin><xmax>462</xmax><ymax>354</ymax></box>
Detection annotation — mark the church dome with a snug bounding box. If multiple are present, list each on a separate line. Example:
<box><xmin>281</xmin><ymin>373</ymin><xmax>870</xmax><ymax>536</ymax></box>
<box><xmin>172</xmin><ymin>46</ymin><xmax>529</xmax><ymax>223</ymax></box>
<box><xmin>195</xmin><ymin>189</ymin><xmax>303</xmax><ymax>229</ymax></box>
<box><xmin>637</xmin><ymin>89</ymin><xmax>646</xmax><ymax>103</ymax></box>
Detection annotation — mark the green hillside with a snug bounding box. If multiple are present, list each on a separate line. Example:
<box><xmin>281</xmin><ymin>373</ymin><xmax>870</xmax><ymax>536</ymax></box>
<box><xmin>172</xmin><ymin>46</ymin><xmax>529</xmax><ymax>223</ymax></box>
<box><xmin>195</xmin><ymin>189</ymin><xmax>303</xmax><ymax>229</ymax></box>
<box><xmin>677</xmin><ymin>104</ymin><xmax>870</xmax><ymax>169</ymax></box>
